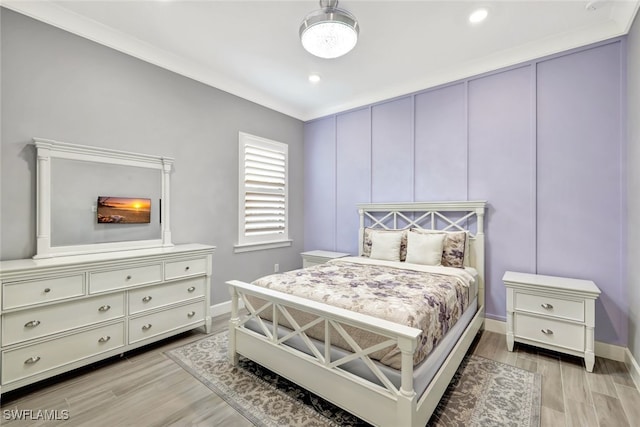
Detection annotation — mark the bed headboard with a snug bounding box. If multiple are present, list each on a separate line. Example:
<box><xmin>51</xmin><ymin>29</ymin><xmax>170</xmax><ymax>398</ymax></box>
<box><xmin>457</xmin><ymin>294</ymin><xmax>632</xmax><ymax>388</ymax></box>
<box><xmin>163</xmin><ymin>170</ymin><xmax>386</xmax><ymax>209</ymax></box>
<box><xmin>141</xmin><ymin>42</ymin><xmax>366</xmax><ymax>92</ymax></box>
<box><xmin>357</xmin><ymin>201</ymin><xmax>487</xmax><ymax>308</ymax></box>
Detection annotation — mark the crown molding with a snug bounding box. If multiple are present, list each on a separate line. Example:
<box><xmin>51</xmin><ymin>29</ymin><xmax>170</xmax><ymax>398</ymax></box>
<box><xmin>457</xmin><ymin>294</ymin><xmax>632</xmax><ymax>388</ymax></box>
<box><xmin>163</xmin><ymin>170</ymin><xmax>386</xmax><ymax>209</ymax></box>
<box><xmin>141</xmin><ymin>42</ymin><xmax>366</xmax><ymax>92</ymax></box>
<box><xmin>1</xmin><ymin>0</ymin><xmax>305</xmax><ymax>120</ymax></box>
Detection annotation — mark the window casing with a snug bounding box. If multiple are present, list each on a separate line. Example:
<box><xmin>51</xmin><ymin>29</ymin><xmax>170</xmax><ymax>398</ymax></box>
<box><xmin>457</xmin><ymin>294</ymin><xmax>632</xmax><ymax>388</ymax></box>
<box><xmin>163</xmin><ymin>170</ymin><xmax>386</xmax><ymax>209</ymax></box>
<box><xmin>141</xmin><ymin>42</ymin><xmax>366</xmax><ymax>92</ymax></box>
<box><xmin>236</xmin><ymin>132</ymin><xmax>290</xmax><ymax>252</ymax></box>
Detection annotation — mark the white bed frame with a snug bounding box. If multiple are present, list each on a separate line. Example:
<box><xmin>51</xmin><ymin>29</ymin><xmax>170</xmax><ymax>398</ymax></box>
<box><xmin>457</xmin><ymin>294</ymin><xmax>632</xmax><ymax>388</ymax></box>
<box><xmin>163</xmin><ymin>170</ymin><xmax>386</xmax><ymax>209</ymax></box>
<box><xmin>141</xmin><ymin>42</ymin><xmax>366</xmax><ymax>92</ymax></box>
<box><xmin>227</xmin><ymin>201</ymin><xmax>486</xmax><ymax>427</ymax></box>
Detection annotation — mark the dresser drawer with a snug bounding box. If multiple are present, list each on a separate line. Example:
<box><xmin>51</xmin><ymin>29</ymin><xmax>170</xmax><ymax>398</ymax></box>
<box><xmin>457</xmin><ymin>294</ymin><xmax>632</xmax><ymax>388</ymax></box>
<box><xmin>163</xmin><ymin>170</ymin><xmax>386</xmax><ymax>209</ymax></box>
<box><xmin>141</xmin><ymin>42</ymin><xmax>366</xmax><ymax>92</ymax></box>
<box><xmin>1</xmin><ymin>322</ymin><xmax>125</xmax><ymax>384</ymax></box>
<box><xmin>129</xmin><ymin>301</ymin><xmax>204</xmax><ymax>344</ymax></box>
<box><xmin>514</xmin><ymin>313</ymin><xmax>585</xmax><ymax>352</ymax></box>
<box><xmin>2</xmin><ymin>275</ymin><xmax>85</xmax><ymax>310</ymax></box>
<box><xmin>514</xmin><ymin>292</ymin><xmax>584</xmax><ymax>322</ymax></box>
<box><xmin>129</xmin><ymin>277</ymin><xmax>205</xmax><ymax>315</ymax></box>
<box><xmin>89</xmin><ymin>264</ymin><xmax>162</xmax><ymax>293</ymax></box>
<box><xmin>164</xmin><ymin>257</ymin><xmax>208</xmax><ymax>281</ymax></box>
<box><xmin>2</xmin><ymin>293</ymin><xmax>124</xmax><ymax>346</ymax></box>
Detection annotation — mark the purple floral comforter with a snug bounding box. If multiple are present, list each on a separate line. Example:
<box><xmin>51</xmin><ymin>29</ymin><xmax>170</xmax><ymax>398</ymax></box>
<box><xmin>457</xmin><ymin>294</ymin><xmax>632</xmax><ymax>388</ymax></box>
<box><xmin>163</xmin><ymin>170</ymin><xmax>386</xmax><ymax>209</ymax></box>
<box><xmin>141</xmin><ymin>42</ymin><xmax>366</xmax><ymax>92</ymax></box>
<box><xmin>250</xmin><ymin>257</ymin><xmax>476</xmax><ymax>369</ymax></box>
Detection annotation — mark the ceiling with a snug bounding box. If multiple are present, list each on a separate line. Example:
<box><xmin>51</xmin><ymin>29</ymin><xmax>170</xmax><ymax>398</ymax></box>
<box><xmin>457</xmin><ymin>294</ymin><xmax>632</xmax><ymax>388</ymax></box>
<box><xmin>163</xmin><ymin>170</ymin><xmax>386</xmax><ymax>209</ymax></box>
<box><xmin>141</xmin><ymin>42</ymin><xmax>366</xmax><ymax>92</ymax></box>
<box><xmin>3</xmin><ymin>1</ymin><xmax>639</xmax><ymax>121</ymax></box>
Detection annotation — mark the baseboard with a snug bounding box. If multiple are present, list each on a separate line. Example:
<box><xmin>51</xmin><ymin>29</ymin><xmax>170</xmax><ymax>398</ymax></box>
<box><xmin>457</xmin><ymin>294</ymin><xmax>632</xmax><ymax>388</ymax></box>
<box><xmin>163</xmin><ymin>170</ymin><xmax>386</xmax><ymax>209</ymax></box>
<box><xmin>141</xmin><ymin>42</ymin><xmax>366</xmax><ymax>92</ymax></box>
<box><xmin>211</xmin><ymin>300</ymin><xmax>244</xmax><ymax>319</ymax></box>
<box><xmin>484</xmin><ymin>318</ymin><xmax>628</xmax><ymax>362</ymax></box>
<box><xmin>483</xmin><ymin>318</ymin><xmax>506</xmax><ymax>334</ymax></box>
<box><xmin>625</xmin><ymin>348</ymin><xmax>640</xmax><ymax>390</ymax></box>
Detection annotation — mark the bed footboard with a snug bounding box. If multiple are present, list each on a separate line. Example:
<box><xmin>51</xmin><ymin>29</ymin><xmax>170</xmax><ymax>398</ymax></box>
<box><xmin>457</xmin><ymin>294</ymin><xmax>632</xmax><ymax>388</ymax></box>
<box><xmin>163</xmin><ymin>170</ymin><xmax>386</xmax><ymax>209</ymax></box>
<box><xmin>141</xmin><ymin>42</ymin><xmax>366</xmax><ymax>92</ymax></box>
<box><xmin>227</xmin><ymin>279</ymin><xmax>423</xmax><ymax>427</ymax></box>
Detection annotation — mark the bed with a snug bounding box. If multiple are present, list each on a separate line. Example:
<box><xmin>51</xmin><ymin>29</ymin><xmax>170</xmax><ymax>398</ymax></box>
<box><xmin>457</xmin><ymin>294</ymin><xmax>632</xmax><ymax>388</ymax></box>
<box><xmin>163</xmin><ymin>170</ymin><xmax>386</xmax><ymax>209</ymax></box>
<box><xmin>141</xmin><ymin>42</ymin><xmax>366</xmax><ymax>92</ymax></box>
<box><xmin>227</xmin><ymin>201</ymin><xmax>486</xmax><ymax>426</ymax></box>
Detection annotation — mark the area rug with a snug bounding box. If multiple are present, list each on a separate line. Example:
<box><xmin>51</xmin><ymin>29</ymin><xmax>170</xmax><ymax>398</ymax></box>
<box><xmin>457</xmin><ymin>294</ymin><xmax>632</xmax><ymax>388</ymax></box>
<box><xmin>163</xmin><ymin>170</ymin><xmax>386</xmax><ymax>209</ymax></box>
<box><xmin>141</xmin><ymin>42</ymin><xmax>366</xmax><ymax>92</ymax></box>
<box><xmin>165</xmin><ymin>331</ymin><xmax>541</xmax><ymax>426</ymax></box>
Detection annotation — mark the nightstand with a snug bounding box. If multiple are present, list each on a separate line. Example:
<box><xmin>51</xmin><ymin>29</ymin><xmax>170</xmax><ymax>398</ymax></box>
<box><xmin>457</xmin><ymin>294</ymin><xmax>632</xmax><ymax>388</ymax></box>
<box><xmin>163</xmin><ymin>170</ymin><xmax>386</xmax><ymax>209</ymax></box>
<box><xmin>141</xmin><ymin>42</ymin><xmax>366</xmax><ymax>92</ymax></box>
<box><xmin>301</xmin><ymin>250</ymin><xmax>350</xmax><ymax>268</ymax></box>
<box><xmin>503</xmin><ymin>271</ymin><xmax>601</xmax><ymax>372</ymax></box>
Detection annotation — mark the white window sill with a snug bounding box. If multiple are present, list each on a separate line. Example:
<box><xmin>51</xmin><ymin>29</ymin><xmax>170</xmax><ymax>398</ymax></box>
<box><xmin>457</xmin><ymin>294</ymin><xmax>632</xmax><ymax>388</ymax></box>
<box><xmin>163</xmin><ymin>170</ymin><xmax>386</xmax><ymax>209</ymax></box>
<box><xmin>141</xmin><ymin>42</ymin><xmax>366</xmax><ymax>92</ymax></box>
<box><xmin>234</xmin><ymin>239</ymin><xmax>293</xmax><ymax>253</ymax></box>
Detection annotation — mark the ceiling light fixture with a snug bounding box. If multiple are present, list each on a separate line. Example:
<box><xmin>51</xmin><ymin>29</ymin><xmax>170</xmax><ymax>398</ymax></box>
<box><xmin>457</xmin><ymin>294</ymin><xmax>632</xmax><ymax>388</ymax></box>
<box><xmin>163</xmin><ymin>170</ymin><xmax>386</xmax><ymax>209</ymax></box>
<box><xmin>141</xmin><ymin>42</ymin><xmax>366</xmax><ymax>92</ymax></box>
<box><xmin>300</xmin><ymin>0</ymin><xmax>359</xmax><ymax>59</ymax></box>
<box><xmin>308</xmin><ymin>74</ymin><xmax>321</xmax><ymax>83</ymax></box>
<box><xmin>469</xmin><ymin>8</ymin><xmax>488</xmax><ymax>24</ymax></box>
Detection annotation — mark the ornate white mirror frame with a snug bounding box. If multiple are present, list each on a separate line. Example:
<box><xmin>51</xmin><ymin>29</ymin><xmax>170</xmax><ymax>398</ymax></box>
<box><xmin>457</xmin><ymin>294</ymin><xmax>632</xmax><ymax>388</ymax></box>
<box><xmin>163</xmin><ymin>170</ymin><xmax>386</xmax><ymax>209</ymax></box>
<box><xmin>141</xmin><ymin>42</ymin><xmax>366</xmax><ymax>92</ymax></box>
<box><xmin>33</xmin><ymin>138</ymin><xmax>174</xmax><ymax>259</ymax></box>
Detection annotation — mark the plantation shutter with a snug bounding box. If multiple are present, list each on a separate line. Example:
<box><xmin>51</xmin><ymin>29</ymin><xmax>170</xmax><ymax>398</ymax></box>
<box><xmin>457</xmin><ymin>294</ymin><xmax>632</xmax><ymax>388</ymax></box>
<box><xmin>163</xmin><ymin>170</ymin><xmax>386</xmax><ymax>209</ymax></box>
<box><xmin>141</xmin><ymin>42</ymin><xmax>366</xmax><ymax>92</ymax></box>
<box><xmin>239</xmin><ymin>133</ymin><xmax>288</xmax><ymax>246</ymax></box>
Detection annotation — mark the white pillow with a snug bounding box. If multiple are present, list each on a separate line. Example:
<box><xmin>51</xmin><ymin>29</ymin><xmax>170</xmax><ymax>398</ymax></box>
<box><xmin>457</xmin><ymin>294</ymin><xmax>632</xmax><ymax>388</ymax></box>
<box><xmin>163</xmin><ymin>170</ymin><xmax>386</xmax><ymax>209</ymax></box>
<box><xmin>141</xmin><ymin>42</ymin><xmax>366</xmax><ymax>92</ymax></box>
<box><xmin>369</xmin><ymin>231</ymin><xmax>403</xmax><ymax>262</ymax></box>
<box><xmin>405</xmin><ymin>231</ymin><xmax>446</xmax><ymax>266</ymax></box>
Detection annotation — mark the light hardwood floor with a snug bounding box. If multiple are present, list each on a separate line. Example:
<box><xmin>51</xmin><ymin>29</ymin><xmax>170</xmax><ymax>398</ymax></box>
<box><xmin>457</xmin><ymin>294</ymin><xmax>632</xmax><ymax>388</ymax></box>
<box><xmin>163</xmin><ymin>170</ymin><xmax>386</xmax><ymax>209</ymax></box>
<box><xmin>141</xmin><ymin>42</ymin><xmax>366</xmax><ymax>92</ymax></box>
<box><xmin>1</xmin><ymin>316</ymin><xmax>639</xmax><ymax>426</ymax></box>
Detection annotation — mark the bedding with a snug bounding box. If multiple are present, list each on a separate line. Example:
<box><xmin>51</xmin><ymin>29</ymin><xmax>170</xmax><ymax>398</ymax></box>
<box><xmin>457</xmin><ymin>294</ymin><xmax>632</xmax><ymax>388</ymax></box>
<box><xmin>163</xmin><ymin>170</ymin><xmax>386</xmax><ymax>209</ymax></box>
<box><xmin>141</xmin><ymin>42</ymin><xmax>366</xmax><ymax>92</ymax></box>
<box><xmin>362</xmin><ymin>228</ymin><xmax>408</xmax><ymax>261</ymax></box>
<box><xmin>369</xmin><ymin>230</ymin><xmax>403</xmax><ymax>261</ymax></box>
<box><xmin>405</xmin><ymin>231</ymin><xmax>445</xmax><ymax>265</ymax></box>
<box><xmin>249</xmin><ymin>257</ymin><xmax>475</xmax><ymax>369</ymax></box>
<box><xmin>411</xmin><ymin>229</ymin><xmax>469</xmax><ymax>267</ymax></box>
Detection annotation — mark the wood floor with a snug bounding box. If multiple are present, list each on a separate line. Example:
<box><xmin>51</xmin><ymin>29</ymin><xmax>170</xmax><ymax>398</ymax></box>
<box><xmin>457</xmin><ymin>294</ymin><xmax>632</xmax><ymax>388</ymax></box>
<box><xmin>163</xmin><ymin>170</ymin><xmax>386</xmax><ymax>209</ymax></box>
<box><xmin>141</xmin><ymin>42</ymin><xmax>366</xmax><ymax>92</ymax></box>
<box><xmin>1</xmin><ymin>316</ymin><xmax>639</xmax><ymax>426</ymax></box>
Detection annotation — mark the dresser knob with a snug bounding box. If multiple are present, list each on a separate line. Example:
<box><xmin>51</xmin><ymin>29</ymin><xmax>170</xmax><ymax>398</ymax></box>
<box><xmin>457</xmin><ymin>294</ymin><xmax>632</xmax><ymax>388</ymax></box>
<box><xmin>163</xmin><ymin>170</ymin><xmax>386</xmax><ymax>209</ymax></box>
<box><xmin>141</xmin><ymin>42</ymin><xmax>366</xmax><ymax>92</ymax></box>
<box><xmin>43</xmin><ymin>288</ymin><xmax>51</xmax><ymax>293</ymax></box>
<box><xmin>142</xmin><ymin>324</ymin><xmax>152</xmax><ymax>331</ymax></box>
<box><xmin>541</xmin><ymin>303</ymin><xmax>554</xmax><ymax>310</ymax></box>
<box><xmin>142</xmin><ymin>296</ymin><xmax>153</xmax><ymax>303</ymax></box>
<box><xmin>541</xmin><ymin>328</ymin><xmax>554</xmax><ymax>335</ymax></box>
<box><xmin>98</xmin><ymin>336</ymin><xmax>111</xmax><ymax>343</ymax></box>
<box><xmin>126</xmin><ymin>275</ymin><xmax>132</xmax><ymax>280</ymax></box>
<box><xmin>98</xmin><ymin>305</ymin><xmax>111</xmax><ymax>312</ymax></box>
<box><xmin>187</xmin><ymin>311</ymin><xmax>196</xmax><ymax>318</ymax></box>
<box><xmin>185</xmin><ymin>266</ymin><xmax>190</xmax><ymax>271</ymax></box>
<box><xmin>187</xmin><ymin>286</ymin><xmax>196</xmax><ymax>293</ymax></box>
<box><xmin>24</xmin><ymin>320</ymin><xmax>41</xmax><ymax>328</ymax></box>
<box><xmin>24</xmin><ymin>356</ymin><xmax>41</xmax><ymax>365</ymax></box>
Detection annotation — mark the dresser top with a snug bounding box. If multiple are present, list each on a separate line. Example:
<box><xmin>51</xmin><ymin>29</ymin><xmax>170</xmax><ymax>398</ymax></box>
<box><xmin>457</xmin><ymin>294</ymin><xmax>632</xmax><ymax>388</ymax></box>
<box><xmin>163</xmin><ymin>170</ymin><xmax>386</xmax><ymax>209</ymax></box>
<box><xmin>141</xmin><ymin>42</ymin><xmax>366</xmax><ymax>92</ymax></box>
<box><xmin>0</xmin><ymin>243</ymin><xmax>215</xmax><ymax>274</ymax></box>
<box><xmin>503</xmin><ymin>271</ymin><xmax>600</xmax><ymax>295</ymax></box>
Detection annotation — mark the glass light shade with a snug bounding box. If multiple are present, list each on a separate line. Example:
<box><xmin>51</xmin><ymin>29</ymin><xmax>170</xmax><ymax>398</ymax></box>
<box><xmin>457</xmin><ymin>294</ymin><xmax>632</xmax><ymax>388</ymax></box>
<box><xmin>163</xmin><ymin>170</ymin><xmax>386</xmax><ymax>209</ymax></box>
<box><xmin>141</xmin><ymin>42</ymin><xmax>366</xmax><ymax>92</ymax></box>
<box><xmin>300</xmin><ymin>8</ymin><xmax>359</xmax><ymax>59</ymax></box>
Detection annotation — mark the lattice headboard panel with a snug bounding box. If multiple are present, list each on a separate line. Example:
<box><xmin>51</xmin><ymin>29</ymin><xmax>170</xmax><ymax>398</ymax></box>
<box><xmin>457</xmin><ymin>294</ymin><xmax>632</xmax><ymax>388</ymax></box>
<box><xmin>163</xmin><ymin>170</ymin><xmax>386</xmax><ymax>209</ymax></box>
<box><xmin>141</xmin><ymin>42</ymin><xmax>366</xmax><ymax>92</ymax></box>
<box><xmin>357</xmin><ymin>201</ymin><xmax>487</xmax><ymax>307</ymax></box>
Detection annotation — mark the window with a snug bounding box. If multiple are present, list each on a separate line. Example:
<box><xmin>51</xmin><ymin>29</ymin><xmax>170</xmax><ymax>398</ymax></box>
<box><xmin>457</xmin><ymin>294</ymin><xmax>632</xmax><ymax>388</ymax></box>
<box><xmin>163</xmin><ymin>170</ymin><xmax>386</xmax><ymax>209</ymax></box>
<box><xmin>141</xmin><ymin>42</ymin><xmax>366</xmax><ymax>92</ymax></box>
<box><xmin>235</xmin><ymin>132</ymin><xmax>291</xmax><ymax>252</ymax></box>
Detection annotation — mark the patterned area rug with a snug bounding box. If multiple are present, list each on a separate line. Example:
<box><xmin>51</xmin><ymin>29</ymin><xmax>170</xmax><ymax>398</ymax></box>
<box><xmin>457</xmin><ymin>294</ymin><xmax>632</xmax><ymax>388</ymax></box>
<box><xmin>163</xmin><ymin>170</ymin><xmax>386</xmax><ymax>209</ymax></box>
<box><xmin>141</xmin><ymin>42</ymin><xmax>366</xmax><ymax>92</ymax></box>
<box><xmin>165</xmin><ymin>331</ymin><xmax>541</xmax><ymax>427</ymax></box>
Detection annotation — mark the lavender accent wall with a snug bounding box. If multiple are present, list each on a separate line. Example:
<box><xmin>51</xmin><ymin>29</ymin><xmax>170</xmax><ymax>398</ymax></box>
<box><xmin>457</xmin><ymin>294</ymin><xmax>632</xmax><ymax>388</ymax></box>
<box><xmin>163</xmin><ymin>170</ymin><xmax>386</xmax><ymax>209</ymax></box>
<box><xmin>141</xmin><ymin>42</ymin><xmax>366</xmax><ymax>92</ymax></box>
<box><xmin>414</xmin><ymin>83</ymin><xmax>467</xmax><ymax>201</ymax></box>
<box><xmin>336</xmin><ymin>108</ymin><xmax>371</xmax><ymax>254</ymax></box>
<box><xmin>537</xmin><ymin>43</ymin><xmax>625</xmax><ymax>344</ymax></box>
<box><xmin>304</xmin><ymin>117</ymin><xmax>336</xmax><ymax>251</ymax></box>
<box><xmin>371</xmin><ymin>97</ymin><xmax>414</xmax><ymax>202</ymax></box>
<box><xmin>304</xmin><ymin>39</ymin><xmax>627</xmax><ymax>346</ymax></box>
<box><xmin>468</xmin><ymin>65</ymin><xmax>536</xmax><ymax>324</ymax></box>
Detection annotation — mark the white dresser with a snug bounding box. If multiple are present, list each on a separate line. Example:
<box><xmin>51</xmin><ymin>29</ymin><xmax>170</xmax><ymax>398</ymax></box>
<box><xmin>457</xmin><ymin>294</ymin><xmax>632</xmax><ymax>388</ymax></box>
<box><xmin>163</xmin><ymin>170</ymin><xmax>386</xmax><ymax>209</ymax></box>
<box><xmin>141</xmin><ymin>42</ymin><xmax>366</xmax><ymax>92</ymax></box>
<box><xmin>503</xmin><ymin>271</ymin><xmax>601</xmax><ymax>372</ymax></box>
<box><xmin>0</xmin><ymin>244</ymin><xmax>215</xmax><ymax>393</ymax></box>
<box><xmin>300</xmin><ymin>250</ymin><xmax>350</xmax><ymax>268</ymax></box>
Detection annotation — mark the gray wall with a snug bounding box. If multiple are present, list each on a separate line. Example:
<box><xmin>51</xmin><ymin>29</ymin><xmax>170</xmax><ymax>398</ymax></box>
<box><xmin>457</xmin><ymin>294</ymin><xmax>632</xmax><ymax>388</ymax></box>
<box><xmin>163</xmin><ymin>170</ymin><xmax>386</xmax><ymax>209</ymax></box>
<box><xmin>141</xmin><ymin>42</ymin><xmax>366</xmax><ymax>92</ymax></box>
<box><xmin>628</xmin><ymin>12</ymin><xmax>640</xmax><ymax>363</ymax></box>
<box><xmin>0</xmin><ymin>8</ymin><xmax>305</xmax><ymax>306</ymax></box>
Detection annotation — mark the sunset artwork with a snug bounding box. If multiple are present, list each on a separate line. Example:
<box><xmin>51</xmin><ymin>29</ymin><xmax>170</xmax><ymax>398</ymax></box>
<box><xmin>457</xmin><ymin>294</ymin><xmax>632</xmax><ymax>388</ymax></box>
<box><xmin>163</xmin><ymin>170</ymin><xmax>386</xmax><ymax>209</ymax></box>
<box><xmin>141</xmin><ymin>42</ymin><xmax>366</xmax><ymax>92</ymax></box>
<box><xmin>97</xmin><ymin>197</ymin><xmax>151</xmax><ymax>224</ymax></box>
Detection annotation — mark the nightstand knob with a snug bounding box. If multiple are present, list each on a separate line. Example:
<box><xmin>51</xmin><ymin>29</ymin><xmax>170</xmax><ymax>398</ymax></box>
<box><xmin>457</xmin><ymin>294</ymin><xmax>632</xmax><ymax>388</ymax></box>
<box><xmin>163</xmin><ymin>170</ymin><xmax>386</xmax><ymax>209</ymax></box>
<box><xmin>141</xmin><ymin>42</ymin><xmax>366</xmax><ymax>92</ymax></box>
<box><xmin>142</xmin><ymin>296</ymin><xmax>152</xmax><ymax>303</ymax></box>
<box><xmin>98</xmin><ymin>305</ymin><xmax>111</xmax><ymax>312</ymax></box>
<box><xmin>43</xmin><ymin>288</ymin><xmax>51</xmax><ymax>293</ymax></box>
<box><xmin>98</xmin><ymin>336</ymin><xmax>111</xmax><ymax>343</ymax></box>
<box><xmin>541</xmin><ymin>303</ymin><xmax>553</xmax><ymax>310</ymax></box>
<box><xmin>541</xmin><ymin>328</ymin><xmax>554</xmax><ymax>335</ymax></box>
<box><xmin>187</xmin><ymin>311</ymin><xmax>196</xmax><ymax>318</ymax></box>
<box><xmin>187</xmin><ymin>286</ymin><xmax>196</xmax><ymax>293</ymax></box>
<box><xmin>24</xmin><ymin>320</ymin><xmax>41</xmax><ymax>328</ymax></box>
<box><xmin>142</xmin><ymin>324</ymin><xmax>152</xmax><ymax>331</ymax></box>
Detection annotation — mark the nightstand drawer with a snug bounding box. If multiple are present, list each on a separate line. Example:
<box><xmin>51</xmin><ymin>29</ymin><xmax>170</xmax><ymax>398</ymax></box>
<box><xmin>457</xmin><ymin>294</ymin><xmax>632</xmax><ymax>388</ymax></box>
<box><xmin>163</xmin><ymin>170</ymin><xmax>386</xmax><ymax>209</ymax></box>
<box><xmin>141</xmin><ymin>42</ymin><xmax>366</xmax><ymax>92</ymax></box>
<box><xmin>301</xmin><ymin>250</ymin><xmax>350</xmax><ymax>268</ymax></box>
<box><xmin>514</xmin><ymin>292</ymin><xmax>584</xmax><ymax>322</ymax></box>
<box><xmin>515</xmin><ymin>313</ymin><xmax>584</xmax><ymax>352</ymax></box>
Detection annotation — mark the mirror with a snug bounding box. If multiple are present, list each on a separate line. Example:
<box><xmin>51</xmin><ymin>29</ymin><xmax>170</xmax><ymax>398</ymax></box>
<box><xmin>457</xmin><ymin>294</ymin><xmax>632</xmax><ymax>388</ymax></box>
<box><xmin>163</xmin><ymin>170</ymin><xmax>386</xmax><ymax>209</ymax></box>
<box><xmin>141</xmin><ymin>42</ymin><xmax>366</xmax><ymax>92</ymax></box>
<box><xmin>34</xmin><ymin>138</ymin><xmax>173</xmax><ymax>259</ymax></box>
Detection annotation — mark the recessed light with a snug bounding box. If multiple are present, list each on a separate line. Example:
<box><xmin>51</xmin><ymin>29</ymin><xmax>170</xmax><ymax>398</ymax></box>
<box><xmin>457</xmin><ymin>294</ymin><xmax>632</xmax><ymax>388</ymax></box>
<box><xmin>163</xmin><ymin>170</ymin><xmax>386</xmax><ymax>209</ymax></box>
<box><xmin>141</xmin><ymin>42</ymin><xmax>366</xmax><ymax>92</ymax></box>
<box><xmin>308</xmin><ymin>74</ymin><xmax>321</xmax><ymax>84</ymax></box>
<box><xmin>469</xmin><ymin>8</ymin><xmax>488</xmax><ymax>24</ymax></box>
